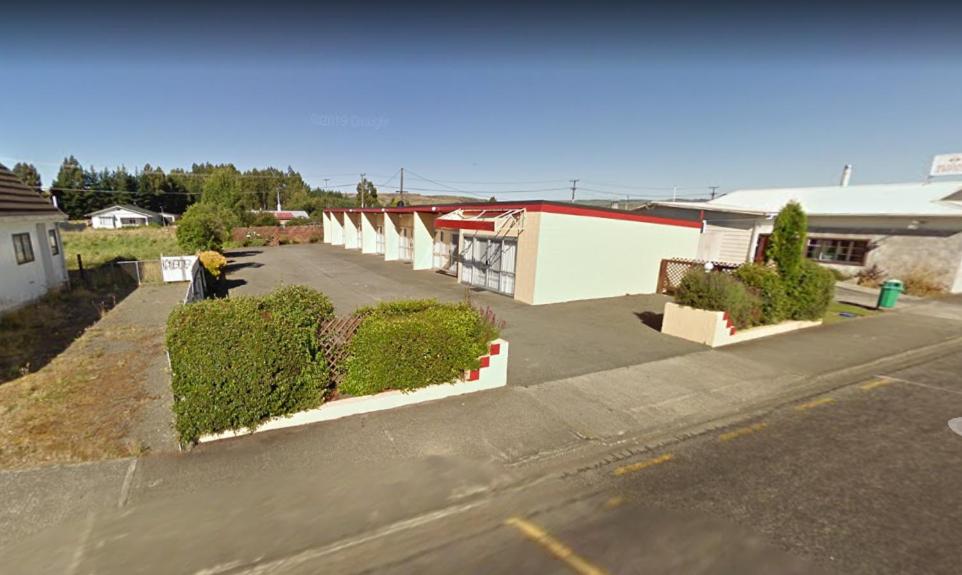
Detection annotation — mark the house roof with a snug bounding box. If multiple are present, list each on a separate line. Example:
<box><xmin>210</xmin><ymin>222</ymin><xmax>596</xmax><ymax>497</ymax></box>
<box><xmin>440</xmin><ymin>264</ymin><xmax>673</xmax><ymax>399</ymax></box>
<box><xmin>0</xmin><ymin>163</ymin><xmax>64</xmax><ymax>217</ymax></box>
<box><xmin>86</xmin><ymin>204</ymin><xmax>162</xmax><ymax>218</ymax></box>
<box><xmin>653</xmin><ymin>181</ymin><xmax>962</xmax><ymax>218</ymax></box>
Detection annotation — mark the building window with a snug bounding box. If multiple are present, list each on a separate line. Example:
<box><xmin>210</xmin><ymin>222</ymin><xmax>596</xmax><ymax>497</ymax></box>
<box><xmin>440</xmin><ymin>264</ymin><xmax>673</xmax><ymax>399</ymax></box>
<box><xmin>48</xmin><ymin>229</ymin><xmax>60</xmax><ymax>255</ymax></box>
<box><xmin>120</xmin><ymin>217</ymin><xmax>142</xmax><ymax>226</ymax></box>
<box><xmin>12</xmin><ymin>233</ymin><xmax>34</xmax><ymax>265</ymax></box>
<box><xmin>99</xmin><ymin>216</ymin><xmax>114</xmax><ymax>226</ymax></box>
<box><xmin>806</xmin><ymin>237</ymin><xmax>868</xmax><ymax>265</ymax></box>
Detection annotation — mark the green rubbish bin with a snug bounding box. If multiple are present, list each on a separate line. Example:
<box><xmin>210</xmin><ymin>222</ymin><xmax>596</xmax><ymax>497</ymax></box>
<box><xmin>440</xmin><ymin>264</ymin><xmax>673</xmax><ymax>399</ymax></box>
<box><xmin>877</xmin><ymin>279</ymin><xmax>904</xmax><ymax>310</ymax></box>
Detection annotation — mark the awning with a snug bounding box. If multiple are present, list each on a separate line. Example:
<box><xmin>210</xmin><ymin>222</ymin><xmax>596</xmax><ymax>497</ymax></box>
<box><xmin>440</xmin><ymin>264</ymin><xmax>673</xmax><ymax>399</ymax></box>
<box><xmin>435</xmin><ymin>208</ymin><xmax>524</xmax><ymax>233</ymax></box>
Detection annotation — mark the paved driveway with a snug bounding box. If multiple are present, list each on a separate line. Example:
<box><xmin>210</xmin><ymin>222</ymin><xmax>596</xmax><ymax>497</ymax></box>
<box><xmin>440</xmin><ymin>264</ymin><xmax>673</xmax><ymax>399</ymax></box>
<box><xmin>225</xmin><ymin>244</ymin><xmax>703</xmax><ymax>385</ymax></box>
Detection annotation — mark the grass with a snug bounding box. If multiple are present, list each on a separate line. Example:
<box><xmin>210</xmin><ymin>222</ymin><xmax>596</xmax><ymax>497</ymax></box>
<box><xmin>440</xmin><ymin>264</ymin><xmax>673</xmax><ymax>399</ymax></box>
<box><xmin>62</xmin><ymin>226</ymin><xmax>182</xmax><ymax>269</ymax></box>
<box><xmin>822</xmin><ymin>301</ymin><xmax>879</xmax><ymax>325</ymax></box>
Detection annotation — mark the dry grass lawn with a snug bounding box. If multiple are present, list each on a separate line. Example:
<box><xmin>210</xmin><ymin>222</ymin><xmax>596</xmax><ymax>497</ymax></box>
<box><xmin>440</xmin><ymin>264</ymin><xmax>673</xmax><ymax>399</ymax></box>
<box><xmin>62</xmin><ymin>226</ymin><xmax>182</xmax><ymax>269</ymax></box>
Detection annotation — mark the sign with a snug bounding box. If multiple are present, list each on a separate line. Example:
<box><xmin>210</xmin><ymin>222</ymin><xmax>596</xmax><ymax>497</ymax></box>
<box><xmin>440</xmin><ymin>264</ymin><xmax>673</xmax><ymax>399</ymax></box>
<box><xmin>930</xmin><ymin>153</ymin><xmax>962</xmax><ymax>177</ymax></box>
<box><xmin>161</xmin><ymin>255</ymin><xmax>198</xmax><ymax>283</ymax></box>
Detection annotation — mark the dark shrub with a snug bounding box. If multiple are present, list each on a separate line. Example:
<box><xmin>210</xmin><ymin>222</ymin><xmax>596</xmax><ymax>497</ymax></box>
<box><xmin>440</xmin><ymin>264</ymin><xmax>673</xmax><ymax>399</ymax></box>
<box><xmin>675</xmin><ymin>269</ymin><xmax>762</xmax><ymax>329</ymax></box>
<box><xmin>734</xmin><ymin>263</ymin><xmax>789</xmax><ymax>324</ymax></box>
<box><xmin>166</xmin><ymin>286</ymin><xmax>334</xmax><ymax>443</ymax></box>
<box><xmin>247</xmin><ymin>211</ymin><xmax>280</xmax><ymax>226</ymax></box>
<box><xmin>766</xmin><ymin>201</ymin><xmax>808</xmax><ymax>282</ymax></box>
<box><xmin>786</xmin><ymin>259</ymin><xmax>835</xmax><ymax>320</ymax></box>
<box><xmin>341</xmin><ymin>300</ymin><xmax>499</xmax><ymax>396</ymax></box>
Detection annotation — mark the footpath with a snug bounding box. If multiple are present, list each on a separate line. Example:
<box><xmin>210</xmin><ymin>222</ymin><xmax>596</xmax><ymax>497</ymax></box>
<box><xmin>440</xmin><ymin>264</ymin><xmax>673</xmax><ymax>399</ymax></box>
<box><xmin>2</xmin><ymin>297</ymin><xmax>962</xmax><ymax>573</ymax></box>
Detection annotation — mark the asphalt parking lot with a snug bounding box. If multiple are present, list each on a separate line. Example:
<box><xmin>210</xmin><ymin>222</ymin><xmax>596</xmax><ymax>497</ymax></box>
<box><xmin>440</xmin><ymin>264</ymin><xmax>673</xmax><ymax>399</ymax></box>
<box><xmin>225</xmin><ymin>244</ymin><xmax>704</xmax><ymax>385</ymax></box>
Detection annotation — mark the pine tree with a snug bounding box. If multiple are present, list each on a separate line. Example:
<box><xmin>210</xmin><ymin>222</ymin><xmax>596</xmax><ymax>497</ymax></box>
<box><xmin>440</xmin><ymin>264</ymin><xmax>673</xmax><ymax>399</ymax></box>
<box><xmin>766</xmin><ymin>201</ymin><xmax>808</xmax><ymax>282</ymax></box>
<box><xmin>12</xmin><ymin>162</ymin><xmax>41</xmax><ymax>189</ymax></box>
<box><xmin>53</xmin><ymin>156</ymin><xmax>87</xmax><ymax>219</ymax></box>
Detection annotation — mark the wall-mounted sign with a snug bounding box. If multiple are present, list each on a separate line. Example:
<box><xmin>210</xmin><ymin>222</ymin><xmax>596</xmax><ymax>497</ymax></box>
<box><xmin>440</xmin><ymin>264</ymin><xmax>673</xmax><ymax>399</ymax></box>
<box><xmin>930</xmin><ymin>153</ymin><xmax>962</xmax><ymax>177</ymax></box>
<box><xmin>161</xmin><ymin>255</ymin><xmax>197</xmax><ymax>283</ymax></box>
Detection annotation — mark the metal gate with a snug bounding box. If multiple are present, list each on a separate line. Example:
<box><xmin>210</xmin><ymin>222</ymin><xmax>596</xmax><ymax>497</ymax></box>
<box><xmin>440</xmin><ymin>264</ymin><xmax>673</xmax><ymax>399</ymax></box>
<box><xmin>459</xmin><ymin>236</ymin><xmax>516</xmax><ymax>296</ymax></box>
<box><xmin>433</xmin><ymin>230</ymin><xmax>459</xmax><ymax>275</ymax></box>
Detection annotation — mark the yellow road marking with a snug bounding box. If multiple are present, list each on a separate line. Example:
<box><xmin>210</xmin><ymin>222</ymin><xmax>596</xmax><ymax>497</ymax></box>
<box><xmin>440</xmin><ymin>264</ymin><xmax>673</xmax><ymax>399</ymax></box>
<box><xmin>795</xmin><ymin>397</ymin><xmax>834</xmax><ymax>411</ymax></box>
<box><xmin>612</xmin><ymin>453</ymin><xmax>674</xmax><ymax>477</ymax></box>
<box><xmin>505</xmin><ymin>517</ymin><xmax>608</xmax><ymax>575</ymax></box>
<box><xmin>604</xmin><ymin>496</ymin><xmax>624</xmax><ymax>509</ymax></box>
<box><xmin>860</xmin><ymin>378</ymin><xmax>892</xmax><ymax>391</ymax></box>
<box><xmin>718</xmin><ymin>422</ymin><xmax>768</xmax><ymax>441</ymax></box>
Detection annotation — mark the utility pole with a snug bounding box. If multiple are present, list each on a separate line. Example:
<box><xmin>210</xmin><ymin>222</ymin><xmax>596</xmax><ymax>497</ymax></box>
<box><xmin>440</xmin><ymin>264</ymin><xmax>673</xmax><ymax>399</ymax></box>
<box><xmin>709</xmin><ymin>186</ymin><xmax>719</xmax><ymax>200</ymax></box>
<box><xmin>570</xmin><ymin>179</ymin><xmax>579</xmax><ymax>203</ymax></box>
<box><xmin>323</xmin><ymin>178</ymin><xmax>330</xmax><ymax>190</ymax></box>
<box><xmin>399</xmin><ymin>167</ymin><xmax>404</xmax><ymax>205</ymax></box>
<box><xmin>360</xmin><ymin>173</ymin><xmax>366</xmax><ymax>208</ymax></box>
<box><xmin>276</xmin><ymin>189</ymin><xmax>281</xmax><ymax>211</ymax></box>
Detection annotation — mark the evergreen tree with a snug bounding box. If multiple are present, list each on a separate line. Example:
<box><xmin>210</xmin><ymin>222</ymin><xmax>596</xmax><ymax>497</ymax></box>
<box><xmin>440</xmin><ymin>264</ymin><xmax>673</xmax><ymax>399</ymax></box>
<box><xmin>52</xmin><ymin>156</ymin><xmax>87</xmax><ymax>219</ymax></box>
<box><xmin>766</xmin><ymin>201</ymin><xmax>808</xmax><ymax>282</ymax></box>
<box><xmin>355</xmin><ymin>177</ymin><xmax>379</xmax><ymax>207</ymax></box>
<box><xmin>201</xmin><ymin>166</ymin><xmax>242</xmax><ymax>212</ymax></box>
<box><xmin>12</xmin><ymin>162</ymin><xmax>41</xmax><ymax>189</ymax></box>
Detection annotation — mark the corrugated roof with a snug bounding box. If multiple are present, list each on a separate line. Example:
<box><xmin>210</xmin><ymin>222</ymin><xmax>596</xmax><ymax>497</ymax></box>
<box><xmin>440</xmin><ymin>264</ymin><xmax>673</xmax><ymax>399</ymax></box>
<box><xmin>655</xmin><ymin>181</ymin><xmax>962</xmax><ymax>217</ymax></box>
<box><xmin>0</xmin><ymin>163</ymin><xmax>64</xmax><ymax>217</ymax></box>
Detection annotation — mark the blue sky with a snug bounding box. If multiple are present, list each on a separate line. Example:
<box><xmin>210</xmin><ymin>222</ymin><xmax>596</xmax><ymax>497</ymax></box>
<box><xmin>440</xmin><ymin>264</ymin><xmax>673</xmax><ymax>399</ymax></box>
<box><xmin>2</xmin><ymin>2</ymin><xmax>961</xmax><ymax>201</ymax></box>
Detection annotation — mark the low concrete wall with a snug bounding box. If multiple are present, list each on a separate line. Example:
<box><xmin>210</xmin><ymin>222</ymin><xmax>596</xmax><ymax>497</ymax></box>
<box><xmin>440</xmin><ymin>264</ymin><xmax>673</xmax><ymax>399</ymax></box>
<box><xmin>198</xmin><ymin>339</ymin><xmax>509</xmax><ymax>443</ymax></box>
<box><xmin>662</xmin><ymin>302</ymin><xmax>821</xmax><ymax>347</ymax></box>
<box><xmin>232</xmin><ymin>225</ymin><xmax>323</xmax><ymax>246</ymax></box>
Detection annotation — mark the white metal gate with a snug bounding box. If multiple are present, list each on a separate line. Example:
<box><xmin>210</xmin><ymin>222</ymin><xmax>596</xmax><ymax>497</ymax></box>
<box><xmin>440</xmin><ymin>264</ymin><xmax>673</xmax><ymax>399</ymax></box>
<box><xmin>399</xmin><ymin>228</ymin><xmax>413</xmax><ymax>261</ymax></box>
<box><xmin>459</xmin><ymin>236</ymin><xmax>516</xmax><ymax>296</ymax></box>
<box><xmin>433</xmin><ymin>230</ymin><xmax>459</xmax><ymax>275</ymax></box>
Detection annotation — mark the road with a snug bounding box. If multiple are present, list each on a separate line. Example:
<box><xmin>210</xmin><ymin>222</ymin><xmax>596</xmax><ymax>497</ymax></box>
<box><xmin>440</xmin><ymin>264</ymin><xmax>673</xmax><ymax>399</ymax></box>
<box><xmin>274</xmin><ymin>352</ymin><xmax>962</xmax><ymax>574</ymax></box>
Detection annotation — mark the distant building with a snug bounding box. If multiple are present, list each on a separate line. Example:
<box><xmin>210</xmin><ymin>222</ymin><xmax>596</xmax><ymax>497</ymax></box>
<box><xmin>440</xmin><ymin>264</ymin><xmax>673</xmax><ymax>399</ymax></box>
<box><xmin>642</xmin><ymin>179</ymin><xmax>962</xmax><ymax>292</ymax></box>
<box><xmin>0</xmin><ymin>163</ymin><xmax>69</xmax><ymax>312</ymax></box>
<box><xmin>250</xmin><ymin>210</ymin><xmax>310</xmax><ymax>225</ymax></box>
<box><xmin>87</xmin><ymin>205</ymin><xmax>178</xmax><ymax>229</ymax></box>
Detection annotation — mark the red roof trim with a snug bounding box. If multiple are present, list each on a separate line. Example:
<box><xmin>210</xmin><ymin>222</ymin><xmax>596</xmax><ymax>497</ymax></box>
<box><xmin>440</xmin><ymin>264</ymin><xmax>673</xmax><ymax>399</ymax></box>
<box><xmin>435</xmin><ymin>219</ymin><xmax>496</xmax><ymax>232</ymax></box>
<box><xmin>324</xmin><ymin>201</ymin><xmax>700</xmax><ymax>229</ymax></box>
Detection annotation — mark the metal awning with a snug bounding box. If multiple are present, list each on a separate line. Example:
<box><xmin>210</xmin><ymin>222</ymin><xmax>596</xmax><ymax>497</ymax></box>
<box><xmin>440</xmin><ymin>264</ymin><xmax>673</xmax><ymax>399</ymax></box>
<box><xmin>435</xmin><ymin>208</ymin><xmax>525</xmax><ymax>233</ymax></box>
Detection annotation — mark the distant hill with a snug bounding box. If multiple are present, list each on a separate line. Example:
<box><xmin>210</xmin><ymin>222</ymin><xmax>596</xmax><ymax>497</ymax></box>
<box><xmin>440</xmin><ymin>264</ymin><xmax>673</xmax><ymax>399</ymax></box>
<box><xmin>378</xmin><ymin>192</ymin><xmax>482</xmax><ymax>206</ymax></box>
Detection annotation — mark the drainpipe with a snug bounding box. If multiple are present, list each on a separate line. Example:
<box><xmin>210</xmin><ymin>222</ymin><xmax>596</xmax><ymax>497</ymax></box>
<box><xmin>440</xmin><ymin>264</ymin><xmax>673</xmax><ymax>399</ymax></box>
<box><xmin>840</xmin><ymin>164</ymin><xmax>853</xmax><ymax>187</ymax></box>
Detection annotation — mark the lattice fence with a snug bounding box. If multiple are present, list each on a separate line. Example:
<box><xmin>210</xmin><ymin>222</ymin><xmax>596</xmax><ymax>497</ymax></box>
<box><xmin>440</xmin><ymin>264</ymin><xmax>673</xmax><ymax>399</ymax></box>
<box><xmin>318</xmin><ymin>315</ymin><xmax>364</xmax><ymax>385</ymax></box>
<box><xmin>657</xmin><ymin>258</ymin><xmax>740</xmax><ymax>295</ymax></box>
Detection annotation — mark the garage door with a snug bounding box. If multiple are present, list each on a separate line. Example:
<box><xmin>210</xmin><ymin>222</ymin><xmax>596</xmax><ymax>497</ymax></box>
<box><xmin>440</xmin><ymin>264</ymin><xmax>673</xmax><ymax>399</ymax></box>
<box><xmin>459</xmin><ymin>237</ymin><xmax>516</xmax><ymax>296</ymax></box>
<box><xmin>433</xmin><ymin>230</ymin><xmax>459</xmax><ymax>275</ymax></box>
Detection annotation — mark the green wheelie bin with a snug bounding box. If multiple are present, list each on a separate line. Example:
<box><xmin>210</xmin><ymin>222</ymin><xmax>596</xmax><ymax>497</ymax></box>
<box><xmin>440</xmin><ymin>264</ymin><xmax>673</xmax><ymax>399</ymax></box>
<box><xmin>877</xmin><ymin>279</ymin><xmax>904</xmax><ymax>309</ymax></box>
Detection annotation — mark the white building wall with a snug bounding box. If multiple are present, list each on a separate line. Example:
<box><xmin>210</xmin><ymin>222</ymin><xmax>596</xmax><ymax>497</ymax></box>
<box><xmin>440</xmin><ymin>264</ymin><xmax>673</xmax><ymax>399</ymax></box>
<box><xmin>530</xmin><ymin>212</ymin><xmax>701</xmax><ymax>305</ymax></box>
<box><xmin>343</xmin><ymin>213</ymin><xmax>360</xmax><ymax>249</ymax></box>
<box><xmin>412</xmin><ymin>213</ymin><xmax>435</xmax><ymax>270</ymax></box>
<box><xmin>322</xmin><ymin>212</ymin><xmax>332</xmax><ymax>243</ymax></box>
<box><xmin>383</xmin><ymin>213</ymin><xmax>400</xmax><ymax>261</ymax></box>
<box><xmin>0</xmin><ymin>218</ymin><xmax>69</xmax><ymax>312</ymax></box>
<box><xmin>331</xmin><ymin>212</ymin><xmax>345</xmax><ymax>245</ymax></box>
<box><xmin>90</xmin><ymin>208</ymin><xmax>158</xmax><ymax>229</ymax></box>
<box><xmin>361</xmin><ymin>212</ymin><xmax>377</xmax><ymax>254</ymax></box>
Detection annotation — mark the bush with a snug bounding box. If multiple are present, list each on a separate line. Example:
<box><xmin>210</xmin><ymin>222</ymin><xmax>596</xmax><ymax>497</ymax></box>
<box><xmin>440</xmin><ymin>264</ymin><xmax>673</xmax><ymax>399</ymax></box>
<box><xmin>166</xmin><ymin>286</ymin><xmax>335</xmax><ymax>443</ymax></box>
<box><xmin>176</xmin><ymin>203</ymin><xmax>239</xmax><ymax>252</ymax></box>
<box><xmin>734</xmin><ymin>263</ymin><xmax>789</xmax><ymax>324</ymax></box>
<box><xmin>341</xmin><ymin>300</ymin><xmax>499</xmax><ymax>396</ymax></box>
<box><xmin>198</xmin><ymin>250</ymin><xmax>228</xmax><ymax>278</ymax></box>
<box><xmin>247</xmin><ymin>211</ymin><xmax>280</xmax><ymax>226</ymax></box>
<box><xmin>675</xmin><ymin>269</ymin><xmax>762</xmax><ymax>329</ymax></box>
<box><xmin>785</xmin><ymin>260</ymin><xmax>835</xmax><ymax>320</ymax></box>
<box><xmin>767</xmin><ymin>201</ymin><xmax>808</xmax><ymax>282</ymax></box>
<box><xmin>902</xmin><ymin>267</ymin><xmax>946</xmax><ymax>297</ymax></box>
<box><xmin>856</xmin><ymin>264</ymin><xmax>885</xmax><ymax>288</ymax></box>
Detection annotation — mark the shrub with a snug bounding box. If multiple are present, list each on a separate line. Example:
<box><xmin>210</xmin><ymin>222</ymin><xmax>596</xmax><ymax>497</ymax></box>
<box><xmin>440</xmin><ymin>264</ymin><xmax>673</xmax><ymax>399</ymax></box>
<box><xmin>198</xmin><ymin>250</ymin><xmax>228</xmax><ymax>278</ymax></box>
<box><xmin>341</xmin><ymin>300</ymin><xmax>498</xmax><ymax>396</ymax></box>
<box><xmin>176</xmin><ymin>203</ymin><xmax>238</xmax><ymax>252</ymax></box>
<box><xmin>785</xmin><ymin>259</ymin><xmax>835</xmax><ymax>320</ymax></box>
<box><xmin>767</xmin><ymin>201</ymin><xmax>808</xmax><ymax>282</ymax></box>
<box><xmin>902</xmin><ymin>267</ymin><xmax>946</xmax><ymax>297</ymax></box>
<box><xmin>828</xmin><ymin>267</ymin><xmax>850</xmax><ymax>282</ymax></box>
<box><xmin>166</xmin><ymin>286</ymin><xmax>335</xmax><ymax>443</ymax></box>
<box><xmin>734</xmin><ymin>263</ymin><xmax>789</xmax><ymax>324</ymax></box>
<box><xmin>675</xmin><ymin>269</ymin><xmax>762</xmax><ymax>329</ymax></box>
<box><xmin>856</xmin><ymin>264</ymin><xmax>885</xmax><ymax>288</ymax></box>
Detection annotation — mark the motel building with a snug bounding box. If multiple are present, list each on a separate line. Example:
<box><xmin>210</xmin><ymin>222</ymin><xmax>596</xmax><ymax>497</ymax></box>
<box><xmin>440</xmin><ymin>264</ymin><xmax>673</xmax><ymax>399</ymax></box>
<box><xmin>322</xmin><ymin>201</ymin><xmax>702</xmax><ymax>305</ymax></box>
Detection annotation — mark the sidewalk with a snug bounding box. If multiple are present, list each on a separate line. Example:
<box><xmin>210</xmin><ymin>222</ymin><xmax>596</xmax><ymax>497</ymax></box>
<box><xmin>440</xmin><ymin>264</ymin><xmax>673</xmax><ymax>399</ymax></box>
<box><xmin>3</xmin><ymin>299</ymin><xmax>962</xmax><ymax>571</ymax></box>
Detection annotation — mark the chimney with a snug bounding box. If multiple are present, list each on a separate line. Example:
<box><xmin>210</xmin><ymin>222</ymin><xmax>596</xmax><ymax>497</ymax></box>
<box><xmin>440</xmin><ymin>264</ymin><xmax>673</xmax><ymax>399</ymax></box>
<box><xmin>840</xmin><ymin>164</ymin><xmax>853</xmax><ymax>187</ymax></box>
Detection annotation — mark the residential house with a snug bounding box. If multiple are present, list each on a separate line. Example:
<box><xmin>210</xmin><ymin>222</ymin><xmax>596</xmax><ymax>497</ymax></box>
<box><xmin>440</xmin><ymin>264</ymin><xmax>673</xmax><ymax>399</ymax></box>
<box><xmin>88</xmin><ymin>205</ymin><xmax>177</xmax><ymax>228</ymax></box>
<box><xmin>0</xmin><ymin>163</ymin><xmax>69</xmax><ymax>312</ymax></box>
<box><xmin>250</xmin><ymin>210</ymin><xmax>310</xmax><ymax>225</ymax></box>
<box><xmin>642</xmin><ymin>180</ymin><xmax>962</xmax><ymax>292</ymax></box>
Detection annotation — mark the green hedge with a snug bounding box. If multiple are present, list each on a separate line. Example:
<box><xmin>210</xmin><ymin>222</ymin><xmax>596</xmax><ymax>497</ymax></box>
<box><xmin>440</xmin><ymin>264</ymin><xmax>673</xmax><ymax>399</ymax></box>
<box><xmin>734</xmin><ymin>263</ymin><xmax>789</xmax><ymax>324</ymax></box>
<box><xmin>675</xmin><ymin>269</ymin><xmax>762</xmax><ymax>329</ymax></box>
<box><xmin>166</xmin><ymin>286</ymin><xmax>334</xmax><ymax>443</ymax></box>
<box><xmin>341</xmin><ymin>300</ymin><xmax>499</xmax><ymax>396</ymax></box>
<box><xmin>786</xmin><ymin>259</ymin><xmax>836</xmax><ymax>320</ymax></box>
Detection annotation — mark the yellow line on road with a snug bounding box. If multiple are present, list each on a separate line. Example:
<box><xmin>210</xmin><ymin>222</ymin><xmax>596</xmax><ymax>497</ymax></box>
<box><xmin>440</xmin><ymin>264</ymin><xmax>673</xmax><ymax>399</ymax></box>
<box><xmin>718</xmin><ymin>422</ymin><xmax>768</xmax><ymax>441</ymax></box>
<box><xmin>505</xmin><ymin>517</ymin><xmax>608</xmax><ymax>575</ymax></box>
<box><xmin>612</xmin><ymin>453</ymin><xmax>674</xmax><ymax>477</ymax></box>
<box><xmin>795</xmin><ymin>397</ymin><xmax>834</xmax><ymax>411</ymax></box>
<box><xmin>860</xmin><ymin>378</ymin><xmax>892</xmax><ymax>391</ymax></box>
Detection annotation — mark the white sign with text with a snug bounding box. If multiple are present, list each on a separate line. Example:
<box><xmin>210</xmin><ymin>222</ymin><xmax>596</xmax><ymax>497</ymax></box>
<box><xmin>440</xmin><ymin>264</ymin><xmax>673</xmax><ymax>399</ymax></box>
<box><xmin>930</xmin><ymin>153</ymin><xmax>962</xmax><ymax>177</ymax></box>
<box><xmin>161</xmin><ymin>255</ymin><xmax>198</xmax><ymax>283</ymax></box>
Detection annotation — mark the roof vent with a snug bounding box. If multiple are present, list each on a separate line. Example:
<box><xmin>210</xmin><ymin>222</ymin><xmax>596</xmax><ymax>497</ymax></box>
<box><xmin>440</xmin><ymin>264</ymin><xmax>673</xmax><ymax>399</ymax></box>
<box><xmin>840</xmin><ymin>164</ymin><xmax>853</xmax><ymax>187</ymax></box>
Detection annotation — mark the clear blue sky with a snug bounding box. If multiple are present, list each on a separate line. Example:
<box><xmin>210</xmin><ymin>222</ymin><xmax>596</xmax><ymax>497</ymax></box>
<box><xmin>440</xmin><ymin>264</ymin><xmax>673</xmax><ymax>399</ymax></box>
<box><xmin>2</xmin><ymin>2</ymin><xmax>960</xmax><ymax>201</ymax></box>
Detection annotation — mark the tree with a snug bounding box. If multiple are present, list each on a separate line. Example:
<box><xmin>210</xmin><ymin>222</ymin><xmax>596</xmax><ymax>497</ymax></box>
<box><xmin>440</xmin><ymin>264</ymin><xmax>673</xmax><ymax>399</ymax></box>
<box><xmin>12</xmin><ymin>163</ymin><xmax>41</xmax><ymax>189</ymax></box>
<box><xmin>355</xmin><ymin>177</ymin><xmax>379</xmax><ymax>207</ymax></box>
<box><xmin>53</xmin><ymin>156</ymin><xmax>88</xmax><ymax>219</ymax></box>
<box><xmin>201</xmin><ymin>167</ymin><xmax>242</xmax><ymax>211</ymax></box>
<box><xmin>176</xmin><ymin>203</ymin><xmax>239</xmax><ymax>252</ymax></box>
<box><xmin>766</xmin><ymin>201</ymin><xmax>808</xmax><ymax>282</ymax></box>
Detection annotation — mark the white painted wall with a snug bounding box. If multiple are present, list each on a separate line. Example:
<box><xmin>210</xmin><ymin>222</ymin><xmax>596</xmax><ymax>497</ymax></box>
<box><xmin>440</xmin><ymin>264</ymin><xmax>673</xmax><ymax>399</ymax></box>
<box><xmin>322</xmin><ymin>212</ymin><xmax>332</xmax><ymax>243</ymax></box>
<box><xmin>343</xmin><ymin>213</ymin><xmax>360</xmax><ymax>249</ymax></box>
<box><xmin>697</xmin><ymin>222</ymin><xmax>754</xmax><ymax>263</ymax></box>
<box><xmin>383</xmin><ymin>213</ymin><xmax>400</xmax><ymax>261</ymax></box>
<box><xmin>360</xmin><ymin>212</ymin><xmax>378</xmax><ymax>254</ymax></box>
<box><xmin>530</xmin><ymin>212</ymin><xmax>700</xmax><ymax>305</ymax></box>
<box><xmin>90</xmin><ymin>208</ymin><xmax>159</xmax><ymax>229</ymax></box>
<box><xmin>0</xmin><ymin>218</ymin><xmax>69</xmax><ymax>312</ymax></box>
<box><xmin>412</xmin><ymin>213</ymin><xmax>435</xmax><ymax>270</ymax></box>
<box><xmin>331</xmin><ymin>212</ymin><xmax>345</xmax><ymax>245</ymax></box>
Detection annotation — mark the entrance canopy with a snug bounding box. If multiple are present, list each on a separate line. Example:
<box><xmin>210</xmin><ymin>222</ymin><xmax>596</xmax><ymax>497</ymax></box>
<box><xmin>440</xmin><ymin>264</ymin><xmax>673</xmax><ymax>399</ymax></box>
<box><xmin>435</xmin><ymin>208</ymin><xmax>525</xmax><ymax>233</ymax></box>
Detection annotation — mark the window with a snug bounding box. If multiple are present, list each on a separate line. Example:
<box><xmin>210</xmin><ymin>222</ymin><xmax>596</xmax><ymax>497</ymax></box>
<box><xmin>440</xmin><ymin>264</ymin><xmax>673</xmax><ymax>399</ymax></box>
<box><xmin>120</xmin><ymin>217</ymin><xmax>143</xmax><ymax>226</ymax></box>
<box><xmin>12</xmin><ymin>233</ymin><xmax>34</xmax><ymax>265</ymax></box>
<box><xmin>98</xmin><ymin>216</ymin><xmax>114</xmax><ymax>227</ymax></box>
<box><xmin>806</xmin><ymin>237</ymin><xmax>868</xmax><ymax>265</ymax></box>
<box><xmin>48</xmin><ymin>229</ymin><xmax>60</xmax><ymax>255</ymax></box>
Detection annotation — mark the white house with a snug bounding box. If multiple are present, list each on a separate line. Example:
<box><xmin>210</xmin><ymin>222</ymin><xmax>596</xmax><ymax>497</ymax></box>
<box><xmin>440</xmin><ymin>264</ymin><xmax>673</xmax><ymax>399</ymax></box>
<box><xmin>249</xmin><ymin>209</ymin><xmax>310</xmax><ymax>225</ymax></box>
<box><xmin>88</xmin><ymin>204</ymin><xmax>176</xmax><ymax>229</ymax></box>
<box><xmin>642</xmin><ymin>178</ymin><xmax>962</xmax><ymax>292</ymax></box>
<box><xmin>0</xmin><ymin>163</ymin><xmax>69</xmax><ymax>312</ymax></box>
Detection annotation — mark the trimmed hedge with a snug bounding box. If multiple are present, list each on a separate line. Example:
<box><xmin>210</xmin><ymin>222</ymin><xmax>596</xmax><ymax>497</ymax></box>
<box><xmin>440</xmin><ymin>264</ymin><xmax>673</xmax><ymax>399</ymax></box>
<box><xmin>341</xmin><ymin>300</ymin><xmax>499</xmax><ymax>396</ymax></box>
<box><xmin>166</xmin><ymin>286</ymin><xmax>334</xmax><ymax>443</ymax></box>
<box><xmin>786</xmin><ymin>259</ymin><xmax>835</xmax><ymax>320</ymax></box>
<box><xmin>734</xmin><ymin>263</ymin><xmax>789</xmax><ymax>324</ymax></box>
<box><xmin>675</xmin><ymin>269</ymin><xmax>762</xmax><ymax>329</ymax></box>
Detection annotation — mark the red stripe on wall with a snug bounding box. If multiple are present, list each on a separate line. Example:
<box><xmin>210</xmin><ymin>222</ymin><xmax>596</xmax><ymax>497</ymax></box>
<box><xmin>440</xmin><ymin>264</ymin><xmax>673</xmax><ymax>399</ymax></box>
<box><xmin>435</xmin><ymin>219</ymin><xmax>496</xmax><ymax>232</ymax></box>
